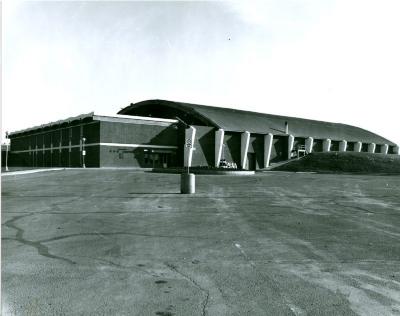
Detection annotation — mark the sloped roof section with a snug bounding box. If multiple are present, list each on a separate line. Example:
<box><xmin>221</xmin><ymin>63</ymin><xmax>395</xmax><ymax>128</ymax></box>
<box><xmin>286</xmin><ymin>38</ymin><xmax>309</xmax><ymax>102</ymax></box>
<box><xmin>119</xmin><ymin>99</ymin><xmax>396</xmax><ymax>145</ymax></box>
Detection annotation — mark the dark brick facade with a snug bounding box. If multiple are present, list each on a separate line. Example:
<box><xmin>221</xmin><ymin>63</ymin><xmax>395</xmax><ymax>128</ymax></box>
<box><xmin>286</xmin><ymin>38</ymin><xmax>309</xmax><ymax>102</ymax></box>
<box><xmin>8</xmin><ymin>115</ymin><xmax>179</xmax><ymax>168</ymax></box>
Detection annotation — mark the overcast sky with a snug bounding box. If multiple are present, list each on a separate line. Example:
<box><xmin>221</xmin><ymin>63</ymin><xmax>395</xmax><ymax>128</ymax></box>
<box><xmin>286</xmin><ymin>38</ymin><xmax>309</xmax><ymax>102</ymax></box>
<box><xmin>3</xmin><ymin>0</ymin><xmax>400</xmax><ymax>145</ymax></box>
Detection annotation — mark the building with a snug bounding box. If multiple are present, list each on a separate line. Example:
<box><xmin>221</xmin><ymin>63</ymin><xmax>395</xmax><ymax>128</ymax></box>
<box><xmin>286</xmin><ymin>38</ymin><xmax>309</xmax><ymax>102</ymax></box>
<box><xmin>7</xmin><ymin>112</ymin><xmax>179</xmax><ymax>168</ymax></box>
<box><xmin>7</xmin><ymin>99</ymin><xmax>399</xmax><ymax>169</ymax></box>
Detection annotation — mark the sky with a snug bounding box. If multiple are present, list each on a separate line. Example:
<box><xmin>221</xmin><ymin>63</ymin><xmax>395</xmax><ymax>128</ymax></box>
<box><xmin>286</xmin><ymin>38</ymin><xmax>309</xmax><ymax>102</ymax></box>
<box><xmin>2</xmin><ymin>0</ymin><xmax>400</xmax><ymax>145</ymax></box>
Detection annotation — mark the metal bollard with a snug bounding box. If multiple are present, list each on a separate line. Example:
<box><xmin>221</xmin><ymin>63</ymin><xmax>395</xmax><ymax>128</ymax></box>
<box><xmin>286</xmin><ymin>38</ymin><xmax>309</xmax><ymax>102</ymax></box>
<box><xmin>181</xmin><ymin>173</ymin><xmax>195</xmax><ymax>194</ymax></box>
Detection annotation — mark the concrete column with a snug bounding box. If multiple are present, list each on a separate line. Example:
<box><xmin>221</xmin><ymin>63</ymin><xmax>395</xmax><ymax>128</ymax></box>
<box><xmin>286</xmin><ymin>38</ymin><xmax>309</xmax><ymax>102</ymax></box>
<box><xmin>305</xmin><ymin>137</ymin><xmax>313</xmax><ymax>154</ymax></box>
<box><xmin>322</xmin><ymin>139</ymin><xmax>331</xmax><ymax>152</ymax></box>
<box><xmin>184</xmin><ymin>126</ymin><xmax>196</xmax><ymax>167</ymax></box>
<box><xmin>354</xmin><ymin>141</ymin><xmax>362</xmax><ymax>152</ymax></box>
<box><xmin>381</xmin><ymin>144</ymin><xmax>389</xmax><ymax>154</ymax></box>
<box><xmin>339</xmin><ymin>140</ymin><xmax>347</xmax><ymax>152</ymax></box>
<box><xmin>287</xmin><ymin>134</ymin><xmax>294</xmax><ymax>159</ymax></box>
<box><xmin>215</xmin><ymin>129</ymin><xmax>224</xmax><ymax>167</ymax></box>
<box><xmin>393</xmin><ymin>145</ymin><xmax>400</xmax><ymax>155</ymax></box>
<box><xmin>368</xmin><ymin>143</ymin><xmax>376</xmax><ymax>153</ymax></box>
<box><xmin>264</xmin><ymin>133</ymin><xmax>273</xmax><ymax>168</ymax></box>
<box><xmin>241</xmin><ymin>131</ymin><xmax>250</xmax><ymax>169</ymax></box>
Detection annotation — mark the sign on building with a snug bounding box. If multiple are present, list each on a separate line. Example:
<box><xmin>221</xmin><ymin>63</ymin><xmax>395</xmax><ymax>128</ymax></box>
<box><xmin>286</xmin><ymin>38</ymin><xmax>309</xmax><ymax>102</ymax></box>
<box><xmin>185</xmin><ymin>138</ymin><xmax>193</xmax><ymax>148</ymax></box>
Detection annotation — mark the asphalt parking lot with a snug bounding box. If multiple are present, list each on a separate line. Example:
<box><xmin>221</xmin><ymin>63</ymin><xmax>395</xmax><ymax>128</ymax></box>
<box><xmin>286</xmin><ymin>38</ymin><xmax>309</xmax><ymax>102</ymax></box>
<box><xmin>2</xmin><ymin>169</ymin><xmax>400</xmax><ymax>315</ymax></box>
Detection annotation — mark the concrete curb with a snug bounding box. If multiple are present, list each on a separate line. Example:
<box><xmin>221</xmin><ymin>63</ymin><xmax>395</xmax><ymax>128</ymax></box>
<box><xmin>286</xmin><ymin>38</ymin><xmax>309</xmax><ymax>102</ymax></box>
<box><xmin>152</xmin><ymin>168</ymin><xmax>255</xmax><ymax>175</ymax></box>
<box><xmin>193</xmin><ymin>170</ymin><xmax>255</xmax><ymax>175</ymax></box>
<box><xmin>1</xmin><ymin>168</ymin><xmax>65</xmax><ymax>176</ymax></box>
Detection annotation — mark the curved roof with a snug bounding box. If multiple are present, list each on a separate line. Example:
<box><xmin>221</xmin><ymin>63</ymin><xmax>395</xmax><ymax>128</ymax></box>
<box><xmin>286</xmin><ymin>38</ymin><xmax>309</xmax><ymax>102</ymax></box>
<box><xmin>118</xmin><ymin>99</ymin><xmax>396</xmax><ymax>145</ymax></box>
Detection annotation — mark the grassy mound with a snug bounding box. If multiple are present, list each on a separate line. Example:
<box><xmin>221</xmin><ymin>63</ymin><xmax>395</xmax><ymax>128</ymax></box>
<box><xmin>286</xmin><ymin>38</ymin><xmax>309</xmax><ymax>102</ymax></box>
<box><xmin>272</xmin><ymin>152</ymin><xmax>400</xmax><ymax>174</ymax></box>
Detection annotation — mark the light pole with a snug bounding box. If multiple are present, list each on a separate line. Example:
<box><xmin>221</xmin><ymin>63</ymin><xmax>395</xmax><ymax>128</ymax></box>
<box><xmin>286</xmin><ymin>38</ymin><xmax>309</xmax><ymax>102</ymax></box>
<box><xmin>5</xmin><ymin>131</ymin><xmax>9</xmax><ymax>172</ymax></box>
<box><xmin>82</xmin><ymin>137</ymin><xmax>86</xmax><ymax>168</ymax></box>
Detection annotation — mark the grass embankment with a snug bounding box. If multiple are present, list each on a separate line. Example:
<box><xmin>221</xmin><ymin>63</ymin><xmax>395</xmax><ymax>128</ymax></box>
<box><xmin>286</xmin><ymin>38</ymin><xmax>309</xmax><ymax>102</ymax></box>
<box><xmin>272</xmin><ymin>152</ymin><xmax>400</xmax><ymax>174</ymax></box>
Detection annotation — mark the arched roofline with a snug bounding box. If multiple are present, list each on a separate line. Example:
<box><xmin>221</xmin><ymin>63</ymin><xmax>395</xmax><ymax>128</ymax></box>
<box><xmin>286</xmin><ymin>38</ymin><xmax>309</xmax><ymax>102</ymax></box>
<box><xmin>118</xmin><ymin>99</ymin><xmax>220</xmax><ymax>128</ymax></box>
<box><xmin>118</xmin><ymin>99</ymin><xmax>396</xmax><ymax>146</ymax></box>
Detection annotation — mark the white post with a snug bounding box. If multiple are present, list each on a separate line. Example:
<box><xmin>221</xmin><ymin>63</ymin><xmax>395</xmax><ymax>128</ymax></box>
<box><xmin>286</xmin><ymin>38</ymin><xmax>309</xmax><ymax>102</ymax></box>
<box><xmin>241</xmin><ymin>131</ymin><xmax>250</xmax><ymax>169</ymax></box>
<box><xmin>305</xmin><ymin>137</ymin><xmax>314</xmax><ymax>154</ymax></box>
<box><xmin>5</xmin><ymin>142</ymin><xmax>9</xmax><ymax>172</ymax></box>
<box><xmin>368</xmin><ymin>143</ymin><xmax>376</xmax><ymax>153</ymax></box>
<box><xmin>322</xmin><ymin>139</ymin><xmax>331</xmax><ymax>152</ymax></box>
<box><xmin>264</xmin><ymin>133</ymin><xmax>273</xmax><ymax>168</ymax></box>
<box><xmin>354</xmin><ymin>141</ymin><xmax>362</xmax><ymax>152</ymax></box>
<box><xmin>339</xmin><ymin>140</ymin><xmax>347</xmax><ymax>152</ymax></box>
<box><xmin>215</xmin><ymin>129</ymin><xmax>224</xmax><ymax>167</ymax></box>
<box><xmin>381</xmin><ymin>144</ymin><xmax>389</xmax><ymax>155</ymax></box>
<box><xmin>288</xmin><ymin>134</ymin><xmax>294</xmax><ymax>159</ymax></box>
<box><xmin>184</xmin><ymin>126</ymin><xmax>196</xmax><ymax>167</ymax></box>
<box><xmin>393</xmin><ymin>145</ymin><xmax>400</xmax><ymax>155</ymax></box>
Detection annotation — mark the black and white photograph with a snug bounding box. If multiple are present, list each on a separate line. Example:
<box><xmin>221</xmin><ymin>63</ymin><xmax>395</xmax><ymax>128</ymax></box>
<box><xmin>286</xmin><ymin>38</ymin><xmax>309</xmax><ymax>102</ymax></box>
<box><xmin>1</xmin><ymin>0</ymin><xmax>400</xmax><ymax>315</ymax></box>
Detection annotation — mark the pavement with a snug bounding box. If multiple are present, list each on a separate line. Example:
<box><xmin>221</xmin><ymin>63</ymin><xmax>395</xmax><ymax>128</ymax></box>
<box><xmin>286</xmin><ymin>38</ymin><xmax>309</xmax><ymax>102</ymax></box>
<box><xmin>2</xmin><ymin>169</ymin><xmax>400</xmax><ymax>316</ymax></box>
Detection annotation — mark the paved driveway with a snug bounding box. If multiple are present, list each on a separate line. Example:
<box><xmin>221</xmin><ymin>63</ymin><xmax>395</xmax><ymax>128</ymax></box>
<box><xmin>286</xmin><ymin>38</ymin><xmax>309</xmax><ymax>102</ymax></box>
<box><xmin>2</xmin><ymin>170</ymin><xmax>400</xmax><ymax>315</ymax></box>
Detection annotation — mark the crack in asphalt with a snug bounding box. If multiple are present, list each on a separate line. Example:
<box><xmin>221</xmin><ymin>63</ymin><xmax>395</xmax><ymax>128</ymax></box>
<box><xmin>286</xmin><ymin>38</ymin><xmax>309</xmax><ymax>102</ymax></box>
<box><xmin>165</xmin><ymin>262</ymin><xmax>210</xmax><ymax>316</ymax></box>
<box><xmin>1</xmin><ymin>240</ymin><xmax>397</xmax><ymax>266</ymax></box>
<box><xmin>2</xmin><ymin>213</ymin><xmax>76</xmax><ymax>265</ymax></box>
<box><xmin>37</xmin><ymin>232</ymin><xmax>214</xmax><ymax>243</ymax></box>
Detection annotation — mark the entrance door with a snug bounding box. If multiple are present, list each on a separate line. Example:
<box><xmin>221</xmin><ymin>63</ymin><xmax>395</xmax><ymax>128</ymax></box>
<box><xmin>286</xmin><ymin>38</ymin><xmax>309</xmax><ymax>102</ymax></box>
<box><xmin>143</xmin><ymin>152</ymin><xmax>171</xmax><ymax>168</ymax></box>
